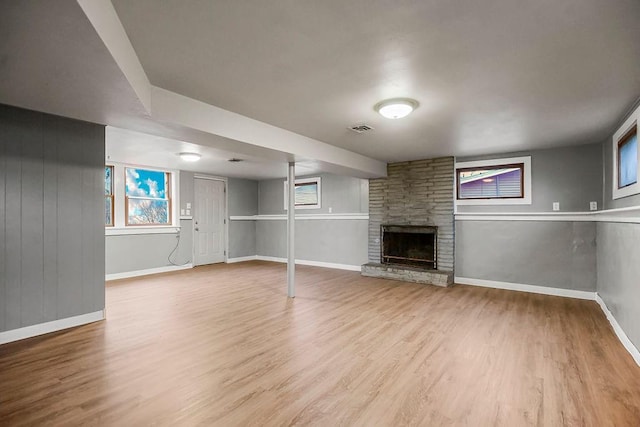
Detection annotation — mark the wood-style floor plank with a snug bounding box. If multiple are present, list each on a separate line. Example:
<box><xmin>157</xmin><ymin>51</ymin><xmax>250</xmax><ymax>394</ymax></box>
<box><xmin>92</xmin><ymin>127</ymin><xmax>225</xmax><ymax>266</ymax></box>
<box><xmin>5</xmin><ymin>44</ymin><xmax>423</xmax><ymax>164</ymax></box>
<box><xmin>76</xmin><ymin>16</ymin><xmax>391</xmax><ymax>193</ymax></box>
<box><xmin>1</xmin><ymin>261</ymin><xmax>639</xmax><ymax>426</ymax></box>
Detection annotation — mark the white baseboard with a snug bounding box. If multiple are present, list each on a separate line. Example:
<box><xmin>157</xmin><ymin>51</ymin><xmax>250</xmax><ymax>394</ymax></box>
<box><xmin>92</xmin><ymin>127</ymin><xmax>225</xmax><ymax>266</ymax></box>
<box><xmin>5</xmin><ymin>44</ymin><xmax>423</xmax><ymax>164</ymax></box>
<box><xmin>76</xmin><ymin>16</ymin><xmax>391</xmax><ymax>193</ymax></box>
<box><xmin>454</xmin><ymin>277</ymin><xmax>596</xmax><ymax>300</ymax></box>
<box><xmin>0</xmin><ymin>310</ymin><xmax>105</xmax><ymax>345</ymax></box>
<box><xmin>226</xmin><ymin>256</ymin><xmax>259</xmax><ymax>263</ymax></box>
<box><xmin>106</xmin><ymin>264</ymin><xmax>193</xmax><ymax>281</ymax></box>
<box><xmin>230</xmin><ymin>213</ymin><xmax>369</xmax><ymax>221</ymax></box>
<box><xmin>249</xmin><ymin>255</ymin><xmax>361</xmax><ymax>272</ymax></box>
<box><xmin>595</xmin><ymin>294</ymin><xmax>640</xmax><ymax>367</ymax></box>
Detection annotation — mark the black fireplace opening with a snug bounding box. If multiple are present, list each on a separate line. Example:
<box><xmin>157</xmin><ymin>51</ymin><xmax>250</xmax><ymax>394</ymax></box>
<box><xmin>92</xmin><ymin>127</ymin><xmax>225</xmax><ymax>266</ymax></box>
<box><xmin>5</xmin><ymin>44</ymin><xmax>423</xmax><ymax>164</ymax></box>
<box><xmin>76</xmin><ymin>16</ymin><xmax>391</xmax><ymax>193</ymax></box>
<box><xmin>381</xmin><ymin>225</ymin><xmax>437</xmax><ymax>269</ymax></box>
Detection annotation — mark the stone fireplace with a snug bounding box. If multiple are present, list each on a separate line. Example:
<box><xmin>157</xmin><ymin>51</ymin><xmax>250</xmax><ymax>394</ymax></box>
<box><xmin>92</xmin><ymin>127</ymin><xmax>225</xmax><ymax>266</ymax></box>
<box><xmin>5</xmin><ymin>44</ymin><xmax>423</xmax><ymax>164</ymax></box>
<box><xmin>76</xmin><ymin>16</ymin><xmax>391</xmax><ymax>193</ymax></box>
<box><xmin>362</xmin><ymin>157</ymin><xmax>454</xmax><ymax>287</ymax></box>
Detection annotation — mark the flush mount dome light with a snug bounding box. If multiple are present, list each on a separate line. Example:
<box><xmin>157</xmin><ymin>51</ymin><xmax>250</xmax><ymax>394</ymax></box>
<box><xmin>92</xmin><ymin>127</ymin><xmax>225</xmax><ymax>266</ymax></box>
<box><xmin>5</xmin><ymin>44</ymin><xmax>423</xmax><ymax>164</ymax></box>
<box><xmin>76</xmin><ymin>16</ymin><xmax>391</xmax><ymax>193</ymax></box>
<box><xmin>374</xmin><ymin>98</ymin><xmax>419</xmax><ymax>119</ymax></box>
<box><xmin>179</xmin><ymin>152</ymin><xmax>201</xmax><ymax>162</ymax></box>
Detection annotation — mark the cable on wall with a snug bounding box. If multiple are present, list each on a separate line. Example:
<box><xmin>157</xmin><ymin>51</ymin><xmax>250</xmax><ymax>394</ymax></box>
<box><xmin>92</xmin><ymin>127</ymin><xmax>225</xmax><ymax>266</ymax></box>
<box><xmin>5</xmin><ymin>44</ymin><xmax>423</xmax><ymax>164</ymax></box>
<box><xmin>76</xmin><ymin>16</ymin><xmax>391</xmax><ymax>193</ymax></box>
<box><xmin>168</xmin><ymin>229</ymin><xmax>191</xmax><ymax>266</ymax></box>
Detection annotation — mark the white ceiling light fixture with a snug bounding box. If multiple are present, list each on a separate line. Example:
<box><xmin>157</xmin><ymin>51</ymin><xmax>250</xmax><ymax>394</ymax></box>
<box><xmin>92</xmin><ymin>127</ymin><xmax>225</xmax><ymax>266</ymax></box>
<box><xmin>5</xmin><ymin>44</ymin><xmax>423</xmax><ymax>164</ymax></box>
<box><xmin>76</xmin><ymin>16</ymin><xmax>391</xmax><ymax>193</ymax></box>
<box><xmin>374</xmin><ymin>98</ymin><xmax>419</xmax><ymax>120</ymax></box>
<box><xmin>179</xmin><ymin>152</ymin><xmax>201</xmax><ymax>162</ymax></box>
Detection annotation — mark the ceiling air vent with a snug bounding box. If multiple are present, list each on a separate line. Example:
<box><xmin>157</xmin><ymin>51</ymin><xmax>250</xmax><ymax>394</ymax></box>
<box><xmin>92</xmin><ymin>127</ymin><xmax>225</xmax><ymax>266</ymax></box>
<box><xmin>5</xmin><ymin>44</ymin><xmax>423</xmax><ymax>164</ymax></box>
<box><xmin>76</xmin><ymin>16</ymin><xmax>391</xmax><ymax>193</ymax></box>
<box><xmin>348</xmin><ymin>124</ymin><xmax>375</xmax><ymax>134</ymax></box>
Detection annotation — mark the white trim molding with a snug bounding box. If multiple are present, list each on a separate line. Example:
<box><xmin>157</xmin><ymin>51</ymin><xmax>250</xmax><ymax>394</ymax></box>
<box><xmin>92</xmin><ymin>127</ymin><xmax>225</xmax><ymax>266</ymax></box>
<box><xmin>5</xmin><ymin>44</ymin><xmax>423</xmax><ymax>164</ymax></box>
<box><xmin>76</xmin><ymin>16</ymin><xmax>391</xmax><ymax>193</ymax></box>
<box><xmin>257</xmin><ymin>256</ymin><xmax>362</xmax><ymax>271</ymax></box>
<box><xmin>455</xmin><ymin>205</ymin><xmax>640</xmax><ymax>224</ymax></box>
<box><xmin>106</xmin><ymin>226</ymin><xmax>180</xmax><ymax>236</ymax></box>
<box><xmin>0</xmin><ymin>310</ymin><xmax>105</xmax><ymax>345</ymax></box>
<box><xmin>595</xmin><ymin>294</ymin><xmax>640</xmax><ymax>367</ymax></box>
<box><xmin>230</xmin><ymin>213</ymin><xmax>369</xmax><ymax>221</ymax></box>
<box><xmin>455</xmin><ymin>156</ymin><xmax>532</xmax><ymax>206</ymax></box>
<box><xmin>454</xmin><ymin>277</ymin><xmax>596</xmax><ymax>300</ymax></box>
<box><xmin>106</xmin><ymin>264</ymin><xmax>193</xmax><ymax>281</ymax></box>
<box><xmin>226</xmin><ymin>256</ymin><xmax>259</xmax><ymax>263</ymax></box>
<box><xmin>227</xmin><ymin>255</ymin><xmax>361</xmax><ymax>272</ymax></box>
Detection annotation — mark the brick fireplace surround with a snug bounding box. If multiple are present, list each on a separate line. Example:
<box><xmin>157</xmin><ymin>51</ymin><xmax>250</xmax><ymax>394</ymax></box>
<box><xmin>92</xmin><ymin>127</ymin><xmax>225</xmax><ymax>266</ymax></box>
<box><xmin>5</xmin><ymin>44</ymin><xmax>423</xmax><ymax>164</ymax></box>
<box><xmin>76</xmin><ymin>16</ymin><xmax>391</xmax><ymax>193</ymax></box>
<box><xmin>362</xmin><ymin>157</ymin><xmax>454</xmax><ymax>286</ymax></box>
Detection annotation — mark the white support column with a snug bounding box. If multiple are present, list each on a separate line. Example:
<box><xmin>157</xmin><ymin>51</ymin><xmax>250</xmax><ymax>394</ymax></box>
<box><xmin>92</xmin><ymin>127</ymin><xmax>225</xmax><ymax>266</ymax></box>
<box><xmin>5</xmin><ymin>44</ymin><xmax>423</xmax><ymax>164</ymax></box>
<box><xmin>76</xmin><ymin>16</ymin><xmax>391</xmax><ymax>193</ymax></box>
<box><xmin>287</xmin><ymin>162</ymin><xmax>295</xmax><ymax>298</ymax></box>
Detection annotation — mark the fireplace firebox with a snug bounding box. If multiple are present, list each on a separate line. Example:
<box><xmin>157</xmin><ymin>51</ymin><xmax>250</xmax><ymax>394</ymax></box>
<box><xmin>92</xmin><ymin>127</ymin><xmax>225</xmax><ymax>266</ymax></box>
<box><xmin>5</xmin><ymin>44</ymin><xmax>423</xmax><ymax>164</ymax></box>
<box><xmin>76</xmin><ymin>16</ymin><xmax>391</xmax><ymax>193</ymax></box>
<box><xmin>381</xmin><ymin>225</ymin><xmax>437</xmax><ymax>269</ymax></box>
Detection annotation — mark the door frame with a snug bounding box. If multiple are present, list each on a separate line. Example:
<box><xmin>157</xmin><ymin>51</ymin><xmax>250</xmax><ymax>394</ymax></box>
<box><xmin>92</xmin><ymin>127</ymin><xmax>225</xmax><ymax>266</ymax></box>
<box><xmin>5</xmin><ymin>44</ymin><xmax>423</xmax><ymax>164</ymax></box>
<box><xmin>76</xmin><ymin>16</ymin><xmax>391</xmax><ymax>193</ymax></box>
<box><xmin>193</xmin><ymin>174</ymin><xmax>228</xmax><ymax>265</ymax></box>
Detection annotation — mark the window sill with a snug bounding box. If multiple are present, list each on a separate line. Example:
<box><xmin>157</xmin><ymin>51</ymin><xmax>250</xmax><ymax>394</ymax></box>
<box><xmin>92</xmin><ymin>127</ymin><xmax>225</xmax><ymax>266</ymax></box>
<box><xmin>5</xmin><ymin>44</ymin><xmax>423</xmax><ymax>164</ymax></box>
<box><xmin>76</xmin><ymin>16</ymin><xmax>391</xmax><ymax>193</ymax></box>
<box><xmin>105</xmin><ymin>226</ymin><xmax>180</xmax><ymax>236</ymax></box>
<box><xmin>455</xmin><ymin>197</ymin><xmax>532</xmax><ymax>206</ymax></box>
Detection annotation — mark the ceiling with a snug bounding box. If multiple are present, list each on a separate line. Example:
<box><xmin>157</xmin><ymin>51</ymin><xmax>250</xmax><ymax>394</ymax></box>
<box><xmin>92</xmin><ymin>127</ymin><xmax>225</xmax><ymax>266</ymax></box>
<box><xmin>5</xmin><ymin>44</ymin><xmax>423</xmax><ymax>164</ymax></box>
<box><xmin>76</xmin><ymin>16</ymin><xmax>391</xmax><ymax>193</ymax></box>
<box><xmin>106</xmin><ymin>126</ymin><xmax>319</xmax><ymax>179</ymax></box>
<box><xmin>111</xmin><ymin>0</ymin><xmax>640</xmax><ymax>161</ymax></box>
<box><xmin>1</xmin><ymin>1</ymin><xmax>640</xmax><ymax>179</ymax></box>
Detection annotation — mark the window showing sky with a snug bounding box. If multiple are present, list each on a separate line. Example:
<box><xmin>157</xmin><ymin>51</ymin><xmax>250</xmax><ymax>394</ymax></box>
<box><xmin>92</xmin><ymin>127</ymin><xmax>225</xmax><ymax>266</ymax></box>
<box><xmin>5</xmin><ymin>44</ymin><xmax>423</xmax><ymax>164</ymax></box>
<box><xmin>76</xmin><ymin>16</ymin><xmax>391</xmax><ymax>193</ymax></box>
<box><xmin>619</xmin><ymin>131</ymin><xmax>638</xmax><ymax>188</ymax></box>
<box><xmin>295</xmin><ymin>183</ymin><xmax>318</xmax><ymax>205</ymax></box>
<box><xmin>125</xmin><ymin>168</ymin><xmax>167</xmax><ymax>199</ymax></box>
<box><xmin>105</xmin><ymin>166</ymin><xmax>112</xmax><ymax>195</ymax></box>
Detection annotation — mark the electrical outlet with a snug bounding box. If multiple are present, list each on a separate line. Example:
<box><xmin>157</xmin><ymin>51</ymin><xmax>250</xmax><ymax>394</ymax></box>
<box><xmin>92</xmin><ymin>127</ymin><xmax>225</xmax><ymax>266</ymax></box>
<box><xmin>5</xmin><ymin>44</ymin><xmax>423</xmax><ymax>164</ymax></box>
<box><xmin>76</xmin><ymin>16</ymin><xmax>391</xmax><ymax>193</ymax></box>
<box><xmin>328</xmin><ymin>207</ymin><xmax>332</xmax><ymax>213</ymax></box>
<box><xmin>186</xmin><ymin>202</ymin><xmax>191</xmax><ymax>209</ymax></box>
<box><xmin>552</xmin><ymin>202</ymin><xmax>560</xmax><ymax>211</ymax></box>
<box><xmin>186</xmin><ymin>209</ymin><xmax>191</xmax><ymax>216</ymax></box>
<box><xmin>590</xmin><ymin>201</ymin><xmax>598</xmax><ymax>211</ymax></box>
<box><xmin>181</xmin><ymin>209</ymin><xmax>185</xmax><ymax>216</ymax></box>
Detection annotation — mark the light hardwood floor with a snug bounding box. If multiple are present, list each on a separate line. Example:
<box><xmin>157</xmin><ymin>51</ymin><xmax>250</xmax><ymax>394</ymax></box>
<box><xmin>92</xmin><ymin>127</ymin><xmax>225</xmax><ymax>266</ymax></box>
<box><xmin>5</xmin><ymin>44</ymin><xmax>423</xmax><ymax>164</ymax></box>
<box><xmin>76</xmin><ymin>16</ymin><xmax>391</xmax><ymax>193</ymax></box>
<box><xmin>1</xmin><ymin>261</ymin><xmax>639</xmax><ymax>426</ymax></box>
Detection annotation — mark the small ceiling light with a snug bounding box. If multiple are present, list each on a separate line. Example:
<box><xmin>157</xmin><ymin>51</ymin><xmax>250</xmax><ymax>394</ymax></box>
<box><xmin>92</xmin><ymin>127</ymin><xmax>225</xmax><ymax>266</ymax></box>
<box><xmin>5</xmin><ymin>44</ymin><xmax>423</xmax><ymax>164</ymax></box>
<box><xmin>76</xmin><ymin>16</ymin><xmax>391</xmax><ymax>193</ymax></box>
<box><xmin>179</xmin><ymin>152</ymin><xmax>201</xmax><ymax>162</ymax></box>
<box><xmin>374</xmin><ymin>98</ymin><xmax>419</xmax><ymax>119</ymax></box>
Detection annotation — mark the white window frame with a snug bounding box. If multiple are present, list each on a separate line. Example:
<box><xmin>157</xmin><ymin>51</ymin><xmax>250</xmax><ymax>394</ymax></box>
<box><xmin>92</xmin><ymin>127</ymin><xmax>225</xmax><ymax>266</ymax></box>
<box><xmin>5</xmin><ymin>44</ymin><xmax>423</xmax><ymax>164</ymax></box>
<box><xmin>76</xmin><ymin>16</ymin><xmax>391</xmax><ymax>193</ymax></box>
<box><xmin>284</xmin><ymin>176</ymin><xmax>322</xmax><ymax>210</ymax></box>
<box><xmin>612</xmin><ymin>104</ymin><xmax>639</xmax><ymax>200</ymax></box>
<box><xmin>106</xmin><ymin>162</ymin><xmax>180</xmax><ymax>235</ymax></box>
<box><xmin>455</xmin><ymin>156</ymin><xmax>532</xmax><ymax>206</ymax></box>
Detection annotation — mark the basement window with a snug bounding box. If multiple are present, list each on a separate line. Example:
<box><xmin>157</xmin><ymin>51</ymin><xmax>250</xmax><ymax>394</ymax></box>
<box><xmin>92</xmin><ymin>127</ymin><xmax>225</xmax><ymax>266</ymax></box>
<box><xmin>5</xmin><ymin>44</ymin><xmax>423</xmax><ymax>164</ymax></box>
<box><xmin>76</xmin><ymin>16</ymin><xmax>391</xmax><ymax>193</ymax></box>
<box><xmin>284</xmin><ymin>177</ymin><xmax>322</xmax><ymax>210</ymax></box>
<box><xmin>105</xmin><ymin>166</ymin><xmax>114</xmax><ymax>226</ymax></box>
<box><xmin>613</xmin><ymin>105</ymin><xmax>640</xmax><ymax>200</ymax></box>
<box><xmin>455</xmin><ymin>156</ymin><xmax>531</xmax><ymax>205</ymax></box>
<box><xmin>125</xmin><ymin>167</ymin><xmax>172</xmax><ymax>225</ymax></box>
<box><xmin>106</xmin><ymin>163</ymin><xmax>179</xmax><ymax>234</ymax></box>
<box><xmin>617</xmin><ymin>125</ymin><xmax>638</xmax><ymax>189</ymax></box>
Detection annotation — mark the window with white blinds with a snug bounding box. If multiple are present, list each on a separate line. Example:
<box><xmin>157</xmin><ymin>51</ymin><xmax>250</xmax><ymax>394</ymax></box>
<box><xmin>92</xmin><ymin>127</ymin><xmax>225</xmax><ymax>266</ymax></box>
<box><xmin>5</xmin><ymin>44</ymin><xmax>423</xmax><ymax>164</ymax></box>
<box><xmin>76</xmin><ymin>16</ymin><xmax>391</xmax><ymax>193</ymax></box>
<box><xmin>455</xmin><ymin>156</ymin><xmax>531</xmax><ymax>206</ymax></box>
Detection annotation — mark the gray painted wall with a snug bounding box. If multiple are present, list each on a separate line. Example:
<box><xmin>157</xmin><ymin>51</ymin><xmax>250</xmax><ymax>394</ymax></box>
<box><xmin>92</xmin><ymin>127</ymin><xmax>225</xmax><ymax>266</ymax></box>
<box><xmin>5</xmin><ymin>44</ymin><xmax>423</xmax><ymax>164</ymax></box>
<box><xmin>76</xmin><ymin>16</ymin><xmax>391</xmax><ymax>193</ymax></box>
<box><xmin>229</xmin><ymin>178</ymin><xmax>258</xmax><ymax>215</ymax></box>
<box><xmin>457</xmin><ymin>143</ymin><xmax>603</xmax><ymax>213</ymax></box>
<box><xmin>228</xmin><ymin>178</ymin><xmax>258</xmax><ymax>258</ymax></box>
<box><xmin>229</xmin><ymin>221</ymin><xmax>256</xmax><ymax>258</ymax></box>
<box><xmin>597</xmin><ymin>101</ymin><xmax>640</xmax><ymax>351</ymax></box>
<box><xmin>180</xmin><ymin>170</ymin><xmax>195</xmax><ymax>212</ymax></box>
<box><xmin>254</xmin><ymin>173</ymin><xmax>369</xmax><ymax>266</ymax></box>
<box><xmin>455</xmin><ymin>143</ymin><xmax>603</xmax><ymax>292</ymax></box>
<box><xmin>256</xmin><ymin>219</ymin><xmax>369</xmax><ymax>266</ymax></box>
<box><xmin>258</xmin><ymin>173</ymin><xmax>369</xmax><ymax>215</ymax></box>
<box><xmin>455</xmin><ymin>220</ymin><xmax>597</xmax><ymax>291</ymax></box>
<box><xmin>105</xmin><ymin>170</ymin><xmax>195</xmax><ymax>275</ymax></box>
<box><xmin>0</xmin><ymin>104</ymin><xmax>105</xmax><ymax>332</ymax></box>
<box><xmin>105</xmin><ymin>219</ymin><xmax>192</xmax><ymax>274</ymax></box>
<box><xmin>106</xmin><ymin>175</ymin><xmax>260</xmax><ymax>273</ymax></box>
<box><xmin>597</xmin><ymin>222</ymin><xmax>640</xmax><ymax>350</ymax></box>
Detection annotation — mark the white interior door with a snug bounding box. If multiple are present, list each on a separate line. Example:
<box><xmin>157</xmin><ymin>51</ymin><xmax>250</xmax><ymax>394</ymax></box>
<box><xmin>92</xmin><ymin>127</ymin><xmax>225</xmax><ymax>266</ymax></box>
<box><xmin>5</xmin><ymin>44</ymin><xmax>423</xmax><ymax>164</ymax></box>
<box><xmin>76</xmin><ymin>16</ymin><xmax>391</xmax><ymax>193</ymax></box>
<box><xmin>194</xmin><ymin>178</ymin><xmax>226</xmax><ymax>266</ymax></box>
